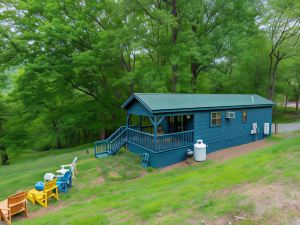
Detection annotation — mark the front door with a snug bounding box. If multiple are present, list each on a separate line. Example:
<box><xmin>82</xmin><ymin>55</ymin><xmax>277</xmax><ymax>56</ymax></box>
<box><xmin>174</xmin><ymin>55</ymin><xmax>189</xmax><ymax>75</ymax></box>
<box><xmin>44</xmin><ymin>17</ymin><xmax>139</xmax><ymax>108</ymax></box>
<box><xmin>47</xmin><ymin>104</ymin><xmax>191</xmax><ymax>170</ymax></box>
<box><xmin>168</xmin><ymin>116</ymin><xmax>184</xmax><ymax>133</ymax></box>
<box><xmin>183</xmin><ymin>115</ymin><xmax>193</xmax><ymax>131</ymax></box>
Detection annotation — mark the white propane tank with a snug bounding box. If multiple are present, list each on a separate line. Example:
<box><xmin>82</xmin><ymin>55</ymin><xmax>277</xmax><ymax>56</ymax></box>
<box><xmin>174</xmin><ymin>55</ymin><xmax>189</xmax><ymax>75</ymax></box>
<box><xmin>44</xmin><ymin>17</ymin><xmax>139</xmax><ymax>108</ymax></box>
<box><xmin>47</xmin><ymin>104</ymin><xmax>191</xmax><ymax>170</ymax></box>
<box><xmin>194</xmin><ymin>140</ymin><xmax>206</xmax><ymax>161</ymax></box>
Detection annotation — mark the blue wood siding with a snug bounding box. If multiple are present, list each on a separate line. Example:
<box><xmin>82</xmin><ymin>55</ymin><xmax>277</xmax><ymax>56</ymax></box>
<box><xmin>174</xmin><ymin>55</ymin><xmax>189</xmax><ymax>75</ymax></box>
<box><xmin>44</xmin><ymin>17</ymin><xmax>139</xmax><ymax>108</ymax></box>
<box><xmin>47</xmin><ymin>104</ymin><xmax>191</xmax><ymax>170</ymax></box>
<box><xmin>193</xmin><ymin>107</ymin><xmax>272</xmax><ymax>153</ymax></box>
<box><xmin>127</xmin><ymin>101</ymin><xmax>152</xmax><ymax>116</ymax></box>
<box><xmin>125</xmin><ymin>104</ymin><xmax>273</xmax><ymax>167</ymax></box>
<box><xmin>127</xmin><ymin>142</ymin><xmax>192</xmax><ymax>168</ymax></box>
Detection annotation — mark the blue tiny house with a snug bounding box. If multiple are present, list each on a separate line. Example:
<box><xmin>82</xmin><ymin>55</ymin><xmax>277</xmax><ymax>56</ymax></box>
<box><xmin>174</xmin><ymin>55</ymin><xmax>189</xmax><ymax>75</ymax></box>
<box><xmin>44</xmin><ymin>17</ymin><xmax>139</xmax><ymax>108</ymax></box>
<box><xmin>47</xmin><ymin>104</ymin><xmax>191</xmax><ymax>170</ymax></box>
<box><xmin>95</xmin><ymin>94</ymin><xmax>274</xmax><ymax>168</ymax></box>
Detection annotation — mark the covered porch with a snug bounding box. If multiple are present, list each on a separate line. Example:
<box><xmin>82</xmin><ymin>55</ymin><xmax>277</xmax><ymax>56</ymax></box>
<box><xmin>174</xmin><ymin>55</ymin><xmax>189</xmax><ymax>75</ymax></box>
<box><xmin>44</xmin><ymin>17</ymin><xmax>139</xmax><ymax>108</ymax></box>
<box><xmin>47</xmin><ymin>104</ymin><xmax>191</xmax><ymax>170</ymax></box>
<box><xmin>126</xmin><ymin>114</ymin><xmax>194</xmax><ymax>152</ymax></box>
<box><xmin>94</xmin><ymin>93</ymin><xmax>197</xmax><ymax>168</ymax></box>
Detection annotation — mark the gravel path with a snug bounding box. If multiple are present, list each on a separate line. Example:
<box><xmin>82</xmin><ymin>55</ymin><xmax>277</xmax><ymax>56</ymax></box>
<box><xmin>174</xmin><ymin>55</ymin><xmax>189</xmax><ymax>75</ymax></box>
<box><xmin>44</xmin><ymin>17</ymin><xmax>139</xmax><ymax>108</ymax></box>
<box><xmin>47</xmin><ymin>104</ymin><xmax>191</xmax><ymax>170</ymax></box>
<box><xmin>272</xmin><ymin>123</ymin><xmax>300</xmax><ymax>133</ymax></box>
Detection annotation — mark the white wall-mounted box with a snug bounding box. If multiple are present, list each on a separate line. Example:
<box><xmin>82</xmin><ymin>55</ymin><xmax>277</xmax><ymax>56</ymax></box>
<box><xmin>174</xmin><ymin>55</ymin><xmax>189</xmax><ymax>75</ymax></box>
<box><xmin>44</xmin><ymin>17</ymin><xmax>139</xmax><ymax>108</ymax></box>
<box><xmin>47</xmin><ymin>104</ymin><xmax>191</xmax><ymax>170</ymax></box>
<box><xmin>226</xmin><ymin>111</ymin><xmax>235</xmax><ymax>119</ymax></box>
<box><xmin>264</xmin><ymin>123</ymin><xmax>270</xmax><ymax>135</ymax></box>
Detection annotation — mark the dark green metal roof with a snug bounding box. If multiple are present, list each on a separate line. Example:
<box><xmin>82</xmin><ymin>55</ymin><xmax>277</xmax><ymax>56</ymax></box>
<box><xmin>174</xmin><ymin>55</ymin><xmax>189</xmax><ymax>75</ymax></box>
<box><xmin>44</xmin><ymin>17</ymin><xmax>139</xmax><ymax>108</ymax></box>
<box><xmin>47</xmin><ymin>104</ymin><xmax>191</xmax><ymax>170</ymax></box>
<box><xmin>122</xmin><ymin>93</ymin><xmax>275</xmax><ymax>114</ymax></box>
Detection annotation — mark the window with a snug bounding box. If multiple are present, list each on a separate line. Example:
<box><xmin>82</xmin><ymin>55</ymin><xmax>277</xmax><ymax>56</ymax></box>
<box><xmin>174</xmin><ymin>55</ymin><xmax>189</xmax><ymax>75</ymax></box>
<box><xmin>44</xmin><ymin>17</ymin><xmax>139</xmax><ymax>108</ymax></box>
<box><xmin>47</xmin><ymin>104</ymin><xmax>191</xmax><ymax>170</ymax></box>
<box><xmin>242</xmin><ymin>111</ymin><xmax>247</xmax><ymax>122</ymax></box>
<box><xmin>211</xmin><ymin>112</ymin><xmax>221</xmax><ymax>126</ymax></box>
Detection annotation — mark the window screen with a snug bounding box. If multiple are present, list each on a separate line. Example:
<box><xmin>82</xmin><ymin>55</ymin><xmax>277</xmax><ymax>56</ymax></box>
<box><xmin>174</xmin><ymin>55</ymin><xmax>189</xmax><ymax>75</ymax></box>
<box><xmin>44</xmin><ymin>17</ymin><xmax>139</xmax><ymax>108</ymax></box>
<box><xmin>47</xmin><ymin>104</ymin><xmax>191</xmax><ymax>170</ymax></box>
<box><xmin>242</xmin><ymin>111</ymin><xmax>247</xmax><ymax>122</ymax></box>
<box><xmin>211</xmin><ymin>112</ymin><xmax>221</xmax><ymax>126</ymax></box>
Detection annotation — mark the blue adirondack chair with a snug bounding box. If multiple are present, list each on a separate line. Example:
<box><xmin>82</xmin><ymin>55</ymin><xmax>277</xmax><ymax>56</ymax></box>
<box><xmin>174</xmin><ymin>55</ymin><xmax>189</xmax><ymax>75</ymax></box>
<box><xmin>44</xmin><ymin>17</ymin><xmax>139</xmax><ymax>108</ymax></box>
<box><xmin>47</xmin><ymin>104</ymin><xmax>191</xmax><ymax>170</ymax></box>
<box><xmin>56</xmin><ymin>170</ymin><xmax>72</xmax><ymax>192</ymax></box>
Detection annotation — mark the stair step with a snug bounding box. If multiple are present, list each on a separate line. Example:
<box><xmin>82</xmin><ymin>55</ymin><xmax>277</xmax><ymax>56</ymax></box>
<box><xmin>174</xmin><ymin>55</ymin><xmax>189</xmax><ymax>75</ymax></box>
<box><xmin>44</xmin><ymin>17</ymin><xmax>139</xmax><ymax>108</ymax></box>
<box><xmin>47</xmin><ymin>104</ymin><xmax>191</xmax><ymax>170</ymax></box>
<box><xmin>95</xmin><ymin>152</ymin><xmax>111</xmax><ymax>158</ymax></box>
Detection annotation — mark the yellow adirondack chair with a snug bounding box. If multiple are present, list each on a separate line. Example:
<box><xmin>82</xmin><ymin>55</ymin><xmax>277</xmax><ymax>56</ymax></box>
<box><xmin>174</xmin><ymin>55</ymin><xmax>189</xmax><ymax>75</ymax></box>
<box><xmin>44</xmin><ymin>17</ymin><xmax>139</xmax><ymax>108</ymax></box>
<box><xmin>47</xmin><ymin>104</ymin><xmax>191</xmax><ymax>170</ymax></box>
<box><xmin>27</xmin><ymin>179</ymin><xmax>58</xmax><ymax>208</ymax></box>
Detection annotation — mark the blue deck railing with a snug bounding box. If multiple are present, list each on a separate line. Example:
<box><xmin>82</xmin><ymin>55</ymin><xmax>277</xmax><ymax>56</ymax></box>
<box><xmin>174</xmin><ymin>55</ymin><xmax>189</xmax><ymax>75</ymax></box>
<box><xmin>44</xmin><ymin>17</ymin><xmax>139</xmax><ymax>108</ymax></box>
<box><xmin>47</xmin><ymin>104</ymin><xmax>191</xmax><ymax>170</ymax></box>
<box><xmin>95</xmin><ymin>127</ymin><xmax>194</xmax><ymax>157</ymax></box>
<box><xmin>127</xmin><ymin>128</ymin><xmax>155</xmax><ymax>150</ymax></box>
<box><xmin>127</xmin><ymin>128</ymin><xmax>194</xmax><ymax>152</ymax></box>
<box><xmin>156</xmin><ymin>130</ymin><xmax>194</xmax><ymax>151</ymax></box>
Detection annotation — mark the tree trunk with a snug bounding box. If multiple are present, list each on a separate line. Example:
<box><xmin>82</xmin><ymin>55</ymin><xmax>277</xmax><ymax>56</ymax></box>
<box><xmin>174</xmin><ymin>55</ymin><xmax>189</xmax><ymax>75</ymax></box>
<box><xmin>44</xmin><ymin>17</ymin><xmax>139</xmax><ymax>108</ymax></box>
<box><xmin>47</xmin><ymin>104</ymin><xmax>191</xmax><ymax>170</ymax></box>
<box><xmin>0</xmin><ymin>144</ymin><xmax>9</xmax><ymax>165</ymax></box>
<box><xmin>284</xmin><ymin>94</ymin><xmax>288</xmax><ymax>109</ymax></box>
<box><xmin>296</xmin><ymin>94</ymin><xmax>299</xmax><ymax>111</ymax></box>
<box><xmin>171</xmin><ymin>64</ymin><xmax>177</xmax><ymax>93</ymax></box>
<box><xmin>78</xmin><ymin>128</ymin><xmax>81</xmax><ymax>146</ymax></box>
<box><xmin>191</xmin><ymin>63</ymin><xmax>199</xmax><ymax>93</ymax></box>
<box><xmin>100</xmin><ymin>128</ymin><xmax>106</xmax><ymax>140</ymax></box>
<box><xmin>56</xmin><ymin>135</ymin><xmax>62</xmax><ymax>149</ymax></box>
<box><xmin>268</xmin><ymin>56</ymin><xmax>280</xmax><ymax>100</ymax></box>
<box><xmin>83</xmin><ymin>129</ymin><xmax>88</xmax><ymax>142</ymax></box>
<box><xmin>170</xmin><ymin>0</ymin><xmax>178</xmax><ymax>93</ymax></box>
<box><xmin>52</xmin><ymin>120</ymin><xmax>62</xmax><ymax>149</ymax></box>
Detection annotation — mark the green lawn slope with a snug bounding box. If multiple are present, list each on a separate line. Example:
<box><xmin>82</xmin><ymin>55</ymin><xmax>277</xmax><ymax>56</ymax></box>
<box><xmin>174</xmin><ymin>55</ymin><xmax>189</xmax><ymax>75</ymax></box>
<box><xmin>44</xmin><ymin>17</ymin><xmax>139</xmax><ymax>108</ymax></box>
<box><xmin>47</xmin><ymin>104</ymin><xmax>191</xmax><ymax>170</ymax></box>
<box><xmin>1</xmin><ymin>133</ymin><xmax>300</xmax><ymax>225</ymax></box>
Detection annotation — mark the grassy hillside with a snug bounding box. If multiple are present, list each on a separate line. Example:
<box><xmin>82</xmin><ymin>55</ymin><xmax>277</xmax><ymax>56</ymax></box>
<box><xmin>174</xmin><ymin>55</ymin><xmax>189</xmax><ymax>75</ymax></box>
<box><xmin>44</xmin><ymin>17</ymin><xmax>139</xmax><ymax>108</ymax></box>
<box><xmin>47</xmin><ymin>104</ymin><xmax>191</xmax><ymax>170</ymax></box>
<box><xmin>1</xmin><ymin>133</ymin><xmax>300</xmax><ymax>225</ymax></box>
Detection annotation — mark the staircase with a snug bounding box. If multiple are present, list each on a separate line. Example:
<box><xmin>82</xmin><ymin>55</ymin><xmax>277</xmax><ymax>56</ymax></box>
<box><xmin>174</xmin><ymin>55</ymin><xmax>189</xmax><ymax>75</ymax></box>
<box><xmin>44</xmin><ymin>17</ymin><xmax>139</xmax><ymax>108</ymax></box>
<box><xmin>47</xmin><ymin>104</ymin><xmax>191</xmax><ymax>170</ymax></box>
<box><xmin>94</xmin><ymin>126</ymin><xmax>127</xmax><ymax>158</ymax></box>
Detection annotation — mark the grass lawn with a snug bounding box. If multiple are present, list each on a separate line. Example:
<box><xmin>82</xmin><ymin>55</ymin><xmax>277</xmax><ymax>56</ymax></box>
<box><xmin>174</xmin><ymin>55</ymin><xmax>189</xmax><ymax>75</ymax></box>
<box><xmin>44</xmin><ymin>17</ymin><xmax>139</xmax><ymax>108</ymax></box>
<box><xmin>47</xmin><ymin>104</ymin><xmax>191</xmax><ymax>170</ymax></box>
<box><xmin>1</xmin><ymin>133</ymin><xmax>300</xmax><ymax>224</ymax></box>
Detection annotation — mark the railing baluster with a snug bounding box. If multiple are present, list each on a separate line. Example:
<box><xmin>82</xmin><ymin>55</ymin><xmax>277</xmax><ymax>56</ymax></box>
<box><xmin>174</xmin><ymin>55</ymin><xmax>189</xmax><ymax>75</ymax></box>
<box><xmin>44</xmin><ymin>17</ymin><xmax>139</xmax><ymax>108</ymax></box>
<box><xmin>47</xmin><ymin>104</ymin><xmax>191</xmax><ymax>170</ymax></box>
<box><xmin>125</xmin><ymin>128</ymin><xmax>194</xmax><ymax>152</ymax></box>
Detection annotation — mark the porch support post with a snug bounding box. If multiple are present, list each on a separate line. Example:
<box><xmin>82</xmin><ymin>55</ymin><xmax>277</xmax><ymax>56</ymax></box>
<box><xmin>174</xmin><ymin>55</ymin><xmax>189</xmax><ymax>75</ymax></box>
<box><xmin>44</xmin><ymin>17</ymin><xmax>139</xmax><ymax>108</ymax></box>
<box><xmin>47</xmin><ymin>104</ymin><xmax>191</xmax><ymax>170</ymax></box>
<box><xmin>139</xmin><ymin>115</ymin><xmax>142</xmax><ymax>130</ymax></box>
<box><xmin>126</xmin><ymin>113</ymin><xmax>131</xmax><ymax>128</ymax></box>
<box><xmin>149</xmin><ymin>116</ymin><xmax>165</xmax><ymax>150</ymax></box>
<box><xmin>157</xmin><ymin>116</ymin><xmax>165</xmax><ymax>126</ymax></box>
<box><xmin>148</xmin><ymin>116</ymin><xmax>155</xmax><ymax>125</ymax></box>
<box><xmin>153</xmin><ymin>116</ymin><xmax>158</xmax><ymax>149</ymax></box>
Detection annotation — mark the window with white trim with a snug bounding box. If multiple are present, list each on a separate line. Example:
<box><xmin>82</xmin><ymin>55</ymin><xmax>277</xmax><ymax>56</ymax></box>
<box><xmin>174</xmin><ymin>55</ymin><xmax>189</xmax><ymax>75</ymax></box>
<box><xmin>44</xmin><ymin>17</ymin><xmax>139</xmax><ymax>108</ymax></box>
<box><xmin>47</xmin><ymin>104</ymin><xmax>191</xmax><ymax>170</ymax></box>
<box><xmin>211</xmin><ymin>112</ymin><xmax>221</xmax><ymax>126</ymax></box>
<box><xmin>242</xmin><ymin>111</ymin><xmax>247</xmax><ymax>122</ymax></box>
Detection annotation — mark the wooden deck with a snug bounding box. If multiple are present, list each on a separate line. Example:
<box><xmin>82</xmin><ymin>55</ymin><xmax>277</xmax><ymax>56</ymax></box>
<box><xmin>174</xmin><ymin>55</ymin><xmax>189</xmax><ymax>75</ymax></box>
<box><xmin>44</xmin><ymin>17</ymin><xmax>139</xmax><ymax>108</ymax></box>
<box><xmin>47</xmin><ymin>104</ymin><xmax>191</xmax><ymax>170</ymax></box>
<box><xmin>95</xmin><ymin>127</ymin><xmax>194</xmax><ymax>156</ymax></box>
<box><xmin>127</xmin><ymin>128</ymin><xmax>194</xmax><ymax>151</ymax></box>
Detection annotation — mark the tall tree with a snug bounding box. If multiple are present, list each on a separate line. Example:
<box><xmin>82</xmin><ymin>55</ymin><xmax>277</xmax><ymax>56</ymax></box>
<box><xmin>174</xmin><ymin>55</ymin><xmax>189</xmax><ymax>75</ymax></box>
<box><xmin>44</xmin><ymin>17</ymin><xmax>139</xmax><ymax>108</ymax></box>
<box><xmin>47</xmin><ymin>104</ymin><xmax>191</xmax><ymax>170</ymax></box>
<box><xmin>0</xmin><ymin>0</ymin><xmax>297</xmax><ymax>152</ymax></box>
<box><xmin>0</xmin><ymin>94</ymin><xmax>10</xmax><ymax>165</ymax></box>
<box><xmin>263</xmin><ymin>0</ymin><xmax>300</xmax><ymax>100</ymax></box>
<box><xmin>289</xmin><ymin>59</ymin><xmax>300</xmax><ymax>111</ymax></box>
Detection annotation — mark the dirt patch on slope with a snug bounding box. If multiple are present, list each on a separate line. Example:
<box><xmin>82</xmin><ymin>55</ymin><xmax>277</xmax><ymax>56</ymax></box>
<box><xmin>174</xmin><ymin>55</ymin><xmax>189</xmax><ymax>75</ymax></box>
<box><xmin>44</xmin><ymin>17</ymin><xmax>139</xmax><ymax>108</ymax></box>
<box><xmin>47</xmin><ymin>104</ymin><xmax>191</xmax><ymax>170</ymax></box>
<box><xmin>27</xmin><ymin>202</ymin><xmax>66</xmax><ymax>219</ymax></box>
<box><xmin>219</xmin><ymin>182</ymin><xmax>300</xmax><ymax>224</ymax></box>
<box><xmin>92</xmin><ymin>176</ymin><xmax>105</xmax><ymax>185</ymax></box>
<box><xmin>160</xmin><ymin>161</ymin><xmax>188</xmax><ymax>172</ymax></box>
<box><xmin>242</xmin><ymin>183</ymin><xmax>300</xmax><ymax>216</ymax></box>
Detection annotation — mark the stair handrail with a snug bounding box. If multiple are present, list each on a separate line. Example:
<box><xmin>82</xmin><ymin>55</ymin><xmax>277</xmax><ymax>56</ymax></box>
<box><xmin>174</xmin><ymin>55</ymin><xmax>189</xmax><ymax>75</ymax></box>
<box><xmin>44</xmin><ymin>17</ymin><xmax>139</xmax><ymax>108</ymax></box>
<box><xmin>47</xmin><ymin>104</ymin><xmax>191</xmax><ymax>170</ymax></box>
<box><xmin>95</xmin><ymin>139</ymin><xmax>108</xmax><ymax>144</ymax></box>
<box><xmin>106</xmin><ymin>126</ymin><xmax>127</xmax><ymax>141</ymax></box>
<box><xmin>95</xmin><ymin>126</ymin><xmax>128</xmax><ymax>156</ymax></box>
<box><xmin>127</xmin><ymin>127</ymin><xmax>154</xmax><ymax>137</ymax></box>
<box><xmin>110</xmin><ymin>128</ymin><xmax>127</xmax><ymax>143</ymax></box>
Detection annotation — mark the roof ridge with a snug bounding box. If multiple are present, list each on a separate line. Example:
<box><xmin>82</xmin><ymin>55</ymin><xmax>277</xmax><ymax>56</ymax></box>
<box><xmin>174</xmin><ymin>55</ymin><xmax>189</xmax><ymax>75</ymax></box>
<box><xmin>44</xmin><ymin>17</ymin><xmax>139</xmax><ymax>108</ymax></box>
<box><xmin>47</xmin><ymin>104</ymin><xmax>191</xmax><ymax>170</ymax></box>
<box><xmin>134</xmin><ymin>93</ymin><xmax>260</xmax><ymax>95</ymax></box>
<box><xmin>122</xmin><ymin>93</ymin><xmax>275</xmax><ymax>113</ymax></box>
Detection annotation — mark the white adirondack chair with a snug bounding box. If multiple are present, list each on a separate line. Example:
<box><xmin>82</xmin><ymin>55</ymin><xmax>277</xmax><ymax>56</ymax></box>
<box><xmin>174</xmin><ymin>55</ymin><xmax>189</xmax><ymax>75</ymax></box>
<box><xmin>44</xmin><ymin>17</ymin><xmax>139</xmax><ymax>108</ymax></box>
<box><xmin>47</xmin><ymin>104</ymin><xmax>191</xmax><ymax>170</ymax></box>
<box><xmin>56</xmin><ymin>157</ymin><xmax>78</xmax><ymax>179</ymax></box>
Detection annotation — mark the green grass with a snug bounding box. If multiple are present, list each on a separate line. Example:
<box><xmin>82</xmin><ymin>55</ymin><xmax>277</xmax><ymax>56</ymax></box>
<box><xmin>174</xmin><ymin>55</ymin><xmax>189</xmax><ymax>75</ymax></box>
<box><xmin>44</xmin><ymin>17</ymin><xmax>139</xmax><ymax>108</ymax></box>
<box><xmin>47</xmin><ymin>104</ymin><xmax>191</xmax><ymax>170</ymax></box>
<box><xmin>274</xmin><ymin>106</ymin><xmax>300</xmax><ymax>123</ymax></box>
<box><xmin>1</xmin><ymin>133</ymin><xmax>300</xmax><ymax>224</ymax></box>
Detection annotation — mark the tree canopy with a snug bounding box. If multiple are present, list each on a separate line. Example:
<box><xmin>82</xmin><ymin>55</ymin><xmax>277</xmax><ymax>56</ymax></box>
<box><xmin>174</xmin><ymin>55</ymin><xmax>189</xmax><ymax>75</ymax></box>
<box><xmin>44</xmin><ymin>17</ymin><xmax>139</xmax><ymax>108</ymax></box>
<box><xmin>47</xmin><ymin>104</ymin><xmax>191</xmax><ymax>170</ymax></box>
<box><xmin>0</xmin><ymin>0</ymin><xmax>299</xmax><ymax>152</ymax></box>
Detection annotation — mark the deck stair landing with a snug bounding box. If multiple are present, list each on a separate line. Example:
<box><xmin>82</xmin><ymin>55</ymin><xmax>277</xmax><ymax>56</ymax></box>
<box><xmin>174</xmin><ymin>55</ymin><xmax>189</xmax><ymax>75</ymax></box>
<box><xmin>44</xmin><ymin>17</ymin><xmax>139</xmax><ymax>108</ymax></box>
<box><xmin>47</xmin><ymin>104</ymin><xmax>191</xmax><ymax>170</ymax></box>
<box><xmin>94</xmin><ymin>126</ymin><xmax>127</xmax><ymax>158</ymax></box>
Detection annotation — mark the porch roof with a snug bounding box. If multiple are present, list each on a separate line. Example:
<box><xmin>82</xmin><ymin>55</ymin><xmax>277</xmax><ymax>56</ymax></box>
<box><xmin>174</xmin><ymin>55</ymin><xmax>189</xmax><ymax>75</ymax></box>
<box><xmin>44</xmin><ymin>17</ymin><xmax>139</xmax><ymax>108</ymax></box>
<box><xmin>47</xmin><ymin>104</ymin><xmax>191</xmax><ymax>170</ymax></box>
<box><xmin>121</xmin><ymin>93</ymin><xmax>275</xmax><ymax>114</ymax></box>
